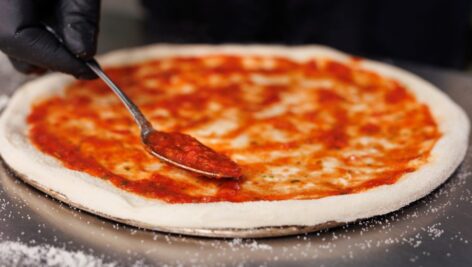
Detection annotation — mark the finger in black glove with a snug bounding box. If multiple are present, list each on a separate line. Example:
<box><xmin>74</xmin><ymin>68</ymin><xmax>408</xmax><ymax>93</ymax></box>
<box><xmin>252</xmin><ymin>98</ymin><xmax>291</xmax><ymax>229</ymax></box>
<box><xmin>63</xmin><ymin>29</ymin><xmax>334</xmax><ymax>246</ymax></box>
<box><xmin>0</xmin><ymin>0</ymin><xmax>100</xmax><ymax>79</ymax></box>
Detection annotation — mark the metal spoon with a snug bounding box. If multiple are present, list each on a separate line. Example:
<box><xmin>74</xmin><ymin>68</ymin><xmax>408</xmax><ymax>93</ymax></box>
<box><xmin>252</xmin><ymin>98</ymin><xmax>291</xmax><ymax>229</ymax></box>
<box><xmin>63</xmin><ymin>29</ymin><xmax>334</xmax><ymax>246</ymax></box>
<box><xmin>85</xmin><ymin>59</ymin><xmax>241</xmax><ymax>179</ymax></box>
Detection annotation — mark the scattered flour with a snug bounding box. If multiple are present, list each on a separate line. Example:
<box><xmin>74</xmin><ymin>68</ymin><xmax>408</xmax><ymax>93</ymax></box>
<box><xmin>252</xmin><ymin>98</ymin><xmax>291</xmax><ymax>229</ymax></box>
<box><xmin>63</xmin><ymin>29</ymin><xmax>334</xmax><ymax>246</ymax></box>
<box><xmin>424</xmin><ymin>223</ymin><xmax>445</xmax><ymax>240</ymax></box>
<box><xmin>227</xmin><ymin>238</ymin><xmax>273</xmax><ymax>252</ymax></box>
<box><xmin>0</xmin><ymin>241</ymin><xmax>117</xmax><ymax>267</ymax></box>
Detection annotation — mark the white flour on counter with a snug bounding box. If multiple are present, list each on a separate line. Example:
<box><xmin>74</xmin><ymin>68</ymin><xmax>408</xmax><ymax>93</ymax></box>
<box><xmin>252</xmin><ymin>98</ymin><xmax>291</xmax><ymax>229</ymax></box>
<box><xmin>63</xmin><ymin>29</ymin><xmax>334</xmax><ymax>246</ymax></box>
<box><xmin>0</xmin><ymin>241</ymin><xmax>118</xmax><ymax>267</ymax></box>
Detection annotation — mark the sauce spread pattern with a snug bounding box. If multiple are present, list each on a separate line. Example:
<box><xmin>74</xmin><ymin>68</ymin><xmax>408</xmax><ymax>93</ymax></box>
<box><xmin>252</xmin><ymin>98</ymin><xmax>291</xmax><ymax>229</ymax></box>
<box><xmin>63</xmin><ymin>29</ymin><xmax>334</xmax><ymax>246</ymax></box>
<box><xmin>27</xmin><ymin>55</ymin><xmax>441</xmax><ymax>203</ymax></box>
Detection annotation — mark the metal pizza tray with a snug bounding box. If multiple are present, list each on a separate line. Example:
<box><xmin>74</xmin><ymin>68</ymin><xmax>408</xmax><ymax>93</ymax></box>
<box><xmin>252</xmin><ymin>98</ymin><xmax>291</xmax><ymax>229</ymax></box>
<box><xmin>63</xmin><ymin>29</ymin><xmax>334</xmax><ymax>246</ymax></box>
<box><xmin>0</xmin><ymin>12</ymin><xmax>471</xmax><ymax>267</ymax></box>
<box><xmin>3</xmin><ymin>162</ymin><xmax>341</xmax><ymax>239</ymax></box>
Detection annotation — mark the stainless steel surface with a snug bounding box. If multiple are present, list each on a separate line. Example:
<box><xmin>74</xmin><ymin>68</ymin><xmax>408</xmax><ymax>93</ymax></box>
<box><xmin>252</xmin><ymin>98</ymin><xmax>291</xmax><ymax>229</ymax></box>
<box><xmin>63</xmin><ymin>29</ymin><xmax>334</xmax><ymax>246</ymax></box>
<box><xmin>0</xmin><ymin>11</ymin><xmax>471</xmax><ymax>267</ymax></box>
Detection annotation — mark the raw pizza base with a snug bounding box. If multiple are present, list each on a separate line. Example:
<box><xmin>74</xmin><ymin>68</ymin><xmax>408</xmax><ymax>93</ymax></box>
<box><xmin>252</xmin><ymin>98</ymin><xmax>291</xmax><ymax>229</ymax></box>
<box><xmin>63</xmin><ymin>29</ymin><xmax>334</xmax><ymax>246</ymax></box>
<box><xmin>0</xmin><ymin>45</ymin><xmax>469</xmax><ymax>237</ymax></box>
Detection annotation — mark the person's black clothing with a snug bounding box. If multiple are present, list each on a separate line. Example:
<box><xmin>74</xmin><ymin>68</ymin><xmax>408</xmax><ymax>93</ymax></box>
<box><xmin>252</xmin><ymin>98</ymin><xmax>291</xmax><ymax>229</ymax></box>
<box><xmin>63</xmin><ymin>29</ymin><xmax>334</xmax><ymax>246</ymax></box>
<box><xmin>142</xmin><ymin>0</ymin><xmax>471</xmax><ymax>69</ymax></box>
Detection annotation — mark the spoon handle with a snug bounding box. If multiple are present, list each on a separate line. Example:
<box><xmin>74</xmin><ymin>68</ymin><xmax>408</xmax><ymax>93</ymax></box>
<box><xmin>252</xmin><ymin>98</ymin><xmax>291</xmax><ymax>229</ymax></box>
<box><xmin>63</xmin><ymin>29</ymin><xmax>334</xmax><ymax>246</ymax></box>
<box><xmin>85</xmin><ymin>59</ymin><xmax>153</xmax><ymax>134</ymax></box>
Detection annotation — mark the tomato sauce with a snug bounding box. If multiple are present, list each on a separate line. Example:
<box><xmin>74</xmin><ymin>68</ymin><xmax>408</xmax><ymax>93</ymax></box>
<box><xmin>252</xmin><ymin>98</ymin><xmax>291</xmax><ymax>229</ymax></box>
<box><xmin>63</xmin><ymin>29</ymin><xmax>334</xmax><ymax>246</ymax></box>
<box><xmin>145</xmin><ymin>131</ymin><xmax>242</xmax><ymax>178</ymax></box>
<box><xmin>27</xmin><ymin>55</ymin><xmax>441</xmax><ymax>203</ymax></box>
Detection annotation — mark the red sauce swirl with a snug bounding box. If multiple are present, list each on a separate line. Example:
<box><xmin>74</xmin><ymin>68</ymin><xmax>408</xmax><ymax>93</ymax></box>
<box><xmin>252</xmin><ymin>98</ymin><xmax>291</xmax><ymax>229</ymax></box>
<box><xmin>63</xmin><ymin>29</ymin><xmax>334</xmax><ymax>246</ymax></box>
<box><xmin>27</xmin><ymin>55</ymin><xmax>441</xmax><ymax>203</ymax></box>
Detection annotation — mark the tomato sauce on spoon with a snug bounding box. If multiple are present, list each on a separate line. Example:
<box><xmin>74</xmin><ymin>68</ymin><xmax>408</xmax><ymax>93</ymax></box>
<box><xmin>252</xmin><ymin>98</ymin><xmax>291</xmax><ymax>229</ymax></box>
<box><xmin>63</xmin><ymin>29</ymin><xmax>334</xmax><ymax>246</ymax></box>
<box><xmin>145</xmin><ymin>131</ymin><xmax>242</xmax><ymax>179</ymax></box>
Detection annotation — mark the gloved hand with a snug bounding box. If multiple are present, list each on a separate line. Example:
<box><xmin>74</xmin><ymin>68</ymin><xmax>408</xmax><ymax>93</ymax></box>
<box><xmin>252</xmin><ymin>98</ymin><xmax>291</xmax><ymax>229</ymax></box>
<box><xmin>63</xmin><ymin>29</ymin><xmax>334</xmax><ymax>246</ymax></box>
<box><xmin>0</xmin><ymin>0</ymin><xmax>101</xmax><ymax>79</ymax></box>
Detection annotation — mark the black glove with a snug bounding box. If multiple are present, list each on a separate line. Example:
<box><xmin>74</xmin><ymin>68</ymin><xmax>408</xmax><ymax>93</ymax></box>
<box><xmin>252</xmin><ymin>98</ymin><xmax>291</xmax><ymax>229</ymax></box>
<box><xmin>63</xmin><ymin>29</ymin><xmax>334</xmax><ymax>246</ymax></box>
<box><xmin>0</xmin><ymin>0</ymin><xmax>101</xmax><ymax>79</ymax></box>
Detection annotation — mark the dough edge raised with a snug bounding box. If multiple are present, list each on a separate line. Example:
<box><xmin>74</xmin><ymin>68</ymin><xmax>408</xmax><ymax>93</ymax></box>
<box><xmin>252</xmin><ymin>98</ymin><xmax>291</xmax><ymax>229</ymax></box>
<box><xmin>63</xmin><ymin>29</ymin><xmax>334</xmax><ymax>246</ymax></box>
<box><xmin>0</xmin><ymin>44</ymin><xmax>469</xmax><ymax>229</ymax></box>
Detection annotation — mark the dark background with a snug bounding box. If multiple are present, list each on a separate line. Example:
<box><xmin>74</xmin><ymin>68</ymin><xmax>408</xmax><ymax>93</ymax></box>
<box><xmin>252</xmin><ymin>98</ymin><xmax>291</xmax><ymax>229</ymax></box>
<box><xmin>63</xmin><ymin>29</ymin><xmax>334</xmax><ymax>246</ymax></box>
<box><xmin>141</xmin><ymin>0</ymin><xmax>472</xmax><ymax>70</ymax></box>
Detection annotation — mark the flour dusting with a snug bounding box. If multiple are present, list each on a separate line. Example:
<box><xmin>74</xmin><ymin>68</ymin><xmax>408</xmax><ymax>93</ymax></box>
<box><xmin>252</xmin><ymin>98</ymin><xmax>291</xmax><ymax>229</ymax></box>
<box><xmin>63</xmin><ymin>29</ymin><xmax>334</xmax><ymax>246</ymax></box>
<box><xmin>0</xmin><ymin>241</ymin><xmax>117</xmax><ymax>267</ymax></box>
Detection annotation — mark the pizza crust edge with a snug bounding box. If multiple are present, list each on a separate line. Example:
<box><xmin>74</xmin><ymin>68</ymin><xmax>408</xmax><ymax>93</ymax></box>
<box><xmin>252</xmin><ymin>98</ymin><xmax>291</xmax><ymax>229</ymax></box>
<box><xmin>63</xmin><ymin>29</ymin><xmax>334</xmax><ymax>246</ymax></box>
<box><xmin>0</xmin><ymin>44</ymin><xmax>469</xmax><ymax>230</ymax></box>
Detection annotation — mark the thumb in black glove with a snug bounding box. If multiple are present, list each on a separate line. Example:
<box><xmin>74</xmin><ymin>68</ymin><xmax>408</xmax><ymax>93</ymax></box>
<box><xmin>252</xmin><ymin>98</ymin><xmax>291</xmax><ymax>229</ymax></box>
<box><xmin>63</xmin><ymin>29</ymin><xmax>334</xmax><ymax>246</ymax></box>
<box><xmin>0</xmin><ymin>0</ymin><xmax>101</xmax><ymax>79</ymax></box>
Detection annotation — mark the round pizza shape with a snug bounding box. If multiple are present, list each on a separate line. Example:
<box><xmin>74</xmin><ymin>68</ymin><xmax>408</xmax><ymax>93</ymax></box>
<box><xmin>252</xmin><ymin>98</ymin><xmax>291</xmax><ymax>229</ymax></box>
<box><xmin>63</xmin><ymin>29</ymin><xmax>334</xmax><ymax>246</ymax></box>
<box><xmin>0</xmin><ymin>45</ymin><xmax>469</xmax><ymax>237</ymax></box>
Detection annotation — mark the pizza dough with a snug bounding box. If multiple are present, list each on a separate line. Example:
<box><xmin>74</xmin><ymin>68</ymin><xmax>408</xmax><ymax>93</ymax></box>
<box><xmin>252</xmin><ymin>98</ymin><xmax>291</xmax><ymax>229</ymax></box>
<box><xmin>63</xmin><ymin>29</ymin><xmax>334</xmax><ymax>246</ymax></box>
<box><xmin>0</xmin><ymin>45</ymin><xmax>469</xmax><ymax>236</ymax></box>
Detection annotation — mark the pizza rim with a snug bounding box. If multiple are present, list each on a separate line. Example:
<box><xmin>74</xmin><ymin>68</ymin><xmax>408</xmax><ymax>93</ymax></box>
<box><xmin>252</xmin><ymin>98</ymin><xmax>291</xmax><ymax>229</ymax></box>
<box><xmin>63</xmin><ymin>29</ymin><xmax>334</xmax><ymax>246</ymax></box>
<box><xmin>0</xmin><ymin>44</ymin><xmax>468</xmax><ymax>230</ymax></box>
